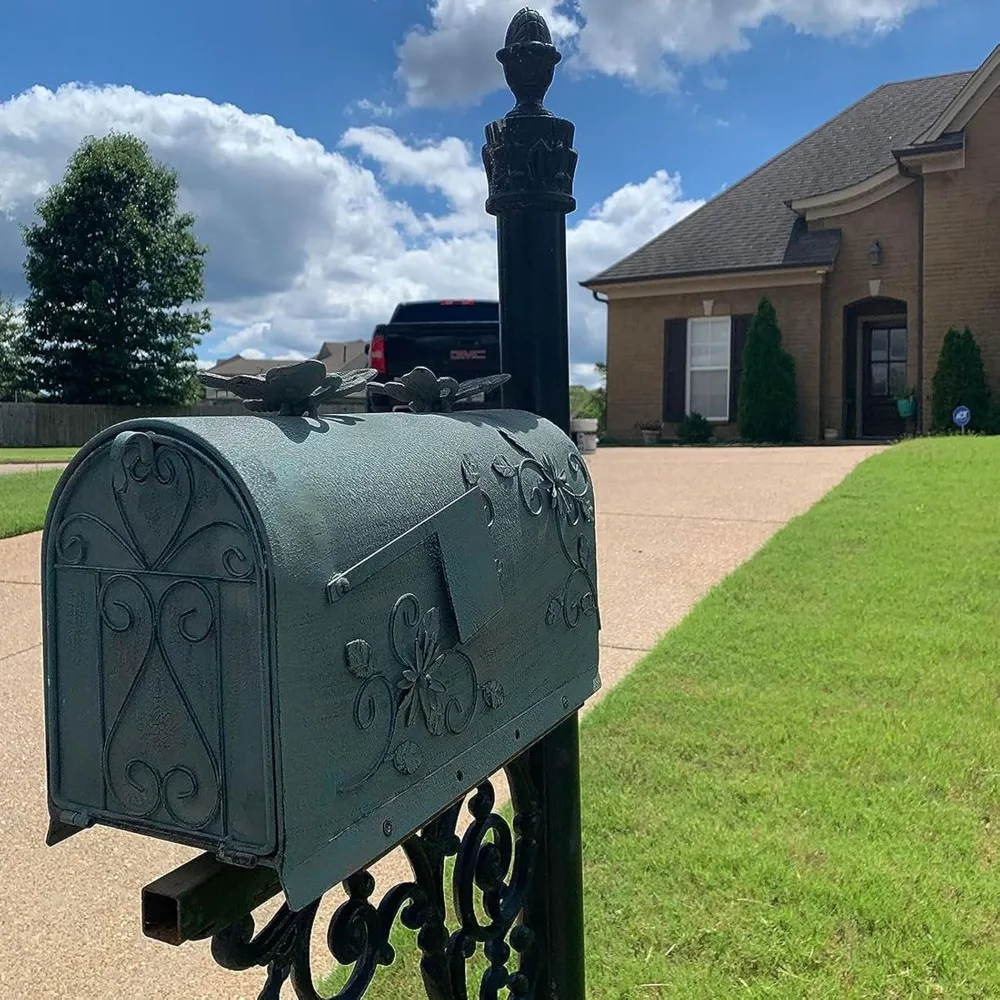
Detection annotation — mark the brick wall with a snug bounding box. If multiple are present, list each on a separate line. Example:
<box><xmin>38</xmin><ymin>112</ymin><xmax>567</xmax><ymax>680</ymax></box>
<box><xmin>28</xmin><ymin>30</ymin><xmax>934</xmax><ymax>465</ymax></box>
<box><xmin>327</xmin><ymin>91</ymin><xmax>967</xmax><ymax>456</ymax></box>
<box><xmin>923</xmin><ymin>86</ymin><xmax>1000</xmax><ymax>427</ymax></box>
<box><xmin>605</xmin><ymin>283</ymin><xmax>823</xmax><ymax>440</ymax></box>
<box><xmin>815</xmin><ymin>182</ymin><xmax>921</xmax><ymax>435</ymax></box>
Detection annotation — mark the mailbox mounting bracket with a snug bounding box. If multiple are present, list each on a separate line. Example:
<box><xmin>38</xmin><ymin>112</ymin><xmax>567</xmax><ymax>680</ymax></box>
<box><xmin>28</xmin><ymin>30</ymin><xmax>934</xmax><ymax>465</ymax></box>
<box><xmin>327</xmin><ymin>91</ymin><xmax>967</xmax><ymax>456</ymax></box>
<box><xmin>325</xmin><ymin>486</ymin><xmax>501</xmax><ymax>645</ymax></box>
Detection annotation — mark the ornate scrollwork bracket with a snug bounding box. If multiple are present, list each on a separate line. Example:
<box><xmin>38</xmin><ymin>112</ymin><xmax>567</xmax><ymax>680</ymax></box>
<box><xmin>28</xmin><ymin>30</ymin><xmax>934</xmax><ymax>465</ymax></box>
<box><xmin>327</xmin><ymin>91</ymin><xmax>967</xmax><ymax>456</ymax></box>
<box><xmin>209</xmin><ymin>756</ymin><xmax>540</xmax><ymax>999</ymax></box>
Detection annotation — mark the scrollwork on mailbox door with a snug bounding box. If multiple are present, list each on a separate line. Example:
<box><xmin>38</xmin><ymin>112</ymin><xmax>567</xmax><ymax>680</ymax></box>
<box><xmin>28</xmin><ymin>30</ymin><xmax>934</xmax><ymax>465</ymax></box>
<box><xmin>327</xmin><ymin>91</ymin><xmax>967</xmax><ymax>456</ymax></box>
<box><xmin>339</xmin><ymin>593</ymin><xmax>505</xmax><ymax>793</ymax></box>
<box><xmin>465</xmin><ymin>426</ymin><xmax>600</xmax><ymax>632</ymax></box>
<box><xmin>50</xmin><ymin>430</ymin><xmax>261</xmax><ymax>840</ymax></box>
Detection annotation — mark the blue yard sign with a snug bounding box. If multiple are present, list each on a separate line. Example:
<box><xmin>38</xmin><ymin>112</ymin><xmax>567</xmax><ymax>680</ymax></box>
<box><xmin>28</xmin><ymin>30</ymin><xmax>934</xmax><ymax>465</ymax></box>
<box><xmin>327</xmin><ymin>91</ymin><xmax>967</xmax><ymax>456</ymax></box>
<box><xmin>953</xmin><ymin>405</ymin><xmax>971</xmax><ymax>430</ymax></box>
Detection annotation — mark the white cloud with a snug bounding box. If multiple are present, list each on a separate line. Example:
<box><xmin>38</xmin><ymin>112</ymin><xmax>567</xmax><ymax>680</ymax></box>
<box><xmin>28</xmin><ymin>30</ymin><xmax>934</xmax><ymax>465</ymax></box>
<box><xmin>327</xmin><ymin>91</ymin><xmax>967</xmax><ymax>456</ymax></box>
<box><xmin>396</xmin><ymin>0</ymin><xmax>581</xmax><ymax>108</ymax></box>
<box><xmin>346</xmin><ymin>98</ymin><xmax>398</xmax><ymax>119</ymax></box>
<box><xmin>0</xmin><ymin>83</ymin><xmax>703</xmax><ymax>374</ymax></box>
<box><xmin>340</xmin><ymin>126</ymin><xmax>490</xmax><ymax>235</ymax></box>
<box><xmin>396</xmin><ymin>0</ymin><xmax>933</xmax><ymax>105</ymax></box>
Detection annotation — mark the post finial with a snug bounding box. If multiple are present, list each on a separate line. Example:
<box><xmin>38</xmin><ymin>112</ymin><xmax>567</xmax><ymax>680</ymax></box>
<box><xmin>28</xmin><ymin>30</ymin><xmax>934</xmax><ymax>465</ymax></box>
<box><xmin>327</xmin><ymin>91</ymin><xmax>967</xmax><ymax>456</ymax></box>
<box><xmin>496</xmin><ymin>7</ymin><xmax>561</xmax><ymax>117</ymax></box>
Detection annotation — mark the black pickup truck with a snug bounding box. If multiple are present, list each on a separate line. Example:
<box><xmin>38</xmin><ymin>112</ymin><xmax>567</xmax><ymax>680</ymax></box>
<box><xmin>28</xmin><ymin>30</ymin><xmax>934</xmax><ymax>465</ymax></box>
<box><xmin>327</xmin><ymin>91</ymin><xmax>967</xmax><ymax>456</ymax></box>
<box><xmin>366</xmin><ymin>299</ymin><xmax>501</xmax><ymax>412</ymax></box>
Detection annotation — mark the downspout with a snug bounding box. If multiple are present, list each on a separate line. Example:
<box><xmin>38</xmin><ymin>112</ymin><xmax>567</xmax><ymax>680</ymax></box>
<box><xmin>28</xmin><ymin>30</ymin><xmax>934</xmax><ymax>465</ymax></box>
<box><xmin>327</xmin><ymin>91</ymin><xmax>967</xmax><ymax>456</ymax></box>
<box><xmin>818</xmin><ymin>270</ymin><xmax>828</xmax><ymax>441</ymax></box>
<box><xmin>897</xmin><ymin>159</ymin><xmax>925</xmax><ymax>434</ymax></box>
<box><xmin>590</xmin><ymin>288</ymin><xmax>610</xmax><ymax>428</ymax></box>
<box><xmin>916</xmin><ymin>173</ymin><xmax>925</xmax><ymax>434</ymax></box>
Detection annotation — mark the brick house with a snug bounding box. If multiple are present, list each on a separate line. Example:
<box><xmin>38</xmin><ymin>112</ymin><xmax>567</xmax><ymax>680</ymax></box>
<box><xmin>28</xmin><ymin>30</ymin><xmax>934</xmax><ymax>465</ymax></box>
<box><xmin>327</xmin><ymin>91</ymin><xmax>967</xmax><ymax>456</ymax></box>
<box><xmin>582</xmin><ymin>45</ymin><xmax>1000</xmax><ymax>441</ymax></box>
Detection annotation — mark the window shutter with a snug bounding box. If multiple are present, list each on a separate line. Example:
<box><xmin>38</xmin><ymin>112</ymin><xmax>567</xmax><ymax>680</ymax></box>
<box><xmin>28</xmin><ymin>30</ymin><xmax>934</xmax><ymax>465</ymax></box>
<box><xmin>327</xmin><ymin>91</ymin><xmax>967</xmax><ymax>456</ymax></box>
<box><xmin>663</xmin><ymin>318</ymin><xmax>687</xmax><ymax>422</ymax></box>
<box><xmin>729</xmin><ymin>314</ymin><xmax>751</xmax><ymax>423</ymax></box>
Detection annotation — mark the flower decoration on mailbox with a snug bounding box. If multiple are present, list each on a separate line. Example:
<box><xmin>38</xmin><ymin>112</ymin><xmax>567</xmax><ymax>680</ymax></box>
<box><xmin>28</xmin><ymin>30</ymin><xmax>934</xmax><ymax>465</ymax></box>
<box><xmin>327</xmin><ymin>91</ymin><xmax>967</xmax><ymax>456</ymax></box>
<box><xmin>41</xmin><ymin>365</ymin><xmax>600</xmax><ymax>911</ymax></box>
<box><xmin>199</xmin><ymin>359</ymin><xmax>378</xmax><ymax>417</ymax></box>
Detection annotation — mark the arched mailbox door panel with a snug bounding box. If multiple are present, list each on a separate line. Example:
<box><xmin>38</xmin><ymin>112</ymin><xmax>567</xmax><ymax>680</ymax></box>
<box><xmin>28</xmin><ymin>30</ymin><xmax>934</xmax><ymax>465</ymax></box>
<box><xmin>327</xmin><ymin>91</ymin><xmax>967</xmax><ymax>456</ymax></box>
<box><xmin>43</xmin><ymin>429</ymin><xmax>275</xmax><ymax>860</ymax></box>
<box><xmin>42</xmin><ymin>410</ymin><xmax>601</xmax><ymax>909</ymax></box>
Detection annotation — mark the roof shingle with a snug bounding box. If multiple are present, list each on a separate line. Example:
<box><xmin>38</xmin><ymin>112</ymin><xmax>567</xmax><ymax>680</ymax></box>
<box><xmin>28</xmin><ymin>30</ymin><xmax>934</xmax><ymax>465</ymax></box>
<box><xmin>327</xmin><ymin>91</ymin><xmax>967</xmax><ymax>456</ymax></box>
<box><xmin>584</xmin><ymin>70</ymin><xmax>973</xmax><ymax>286</ymax></box>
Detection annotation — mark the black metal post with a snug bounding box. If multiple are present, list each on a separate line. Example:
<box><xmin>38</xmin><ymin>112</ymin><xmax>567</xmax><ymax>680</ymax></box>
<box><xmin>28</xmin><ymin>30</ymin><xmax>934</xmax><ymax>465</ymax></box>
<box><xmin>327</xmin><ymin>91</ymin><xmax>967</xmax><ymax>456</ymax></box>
<box><xmin>483</xmin><ymin>9</ymin><xmax>585</xmax><ymax>999</ymax></box>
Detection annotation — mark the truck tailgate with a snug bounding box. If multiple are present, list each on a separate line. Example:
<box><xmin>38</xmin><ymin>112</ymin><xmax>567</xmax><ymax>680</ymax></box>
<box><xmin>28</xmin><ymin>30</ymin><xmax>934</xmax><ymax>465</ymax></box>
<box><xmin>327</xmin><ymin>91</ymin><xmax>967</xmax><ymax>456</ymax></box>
<box><xmin>383</xmin><ymin>321</ymin><xmax>500</xmax><ymax>382</ymax></box>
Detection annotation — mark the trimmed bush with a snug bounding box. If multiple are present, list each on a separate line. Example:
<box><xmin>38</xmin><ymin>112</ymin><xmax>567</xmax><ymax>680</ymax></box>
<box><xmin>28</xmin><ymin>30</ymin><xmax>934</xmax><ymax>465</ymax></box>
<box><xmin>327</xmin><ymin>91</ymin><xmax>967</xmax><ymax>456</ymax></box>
<box><xmin>982</xmin><ymin>402</ymin><xmax>1000</xmax><ymax>437</ymax></box>
<box><xmin>677</xmin><ymin>411</ymin><xmax>713</xmax><ymax>445</ymax></box>
<box><xmin>930</xmin><ymin>326</ymin><xmax>991</xmax><ymax>433</ymax></box>
<box><xmin>737</xmin><ymin>296</ymin><xmax>798</xmax><ymax>443</ymax></box>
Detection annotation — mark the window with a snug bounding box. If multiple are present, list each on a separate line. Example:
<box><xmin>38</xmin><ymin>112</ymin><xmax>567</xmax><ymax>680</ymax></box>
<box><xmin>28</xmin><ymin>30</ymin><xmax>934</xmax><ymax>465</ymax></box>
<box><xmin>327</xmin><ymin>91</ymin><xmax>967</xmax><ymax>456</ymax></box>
<box><xmin>868</xmin><ymin>327</ymin><xmax>907</xmax><ymax>397</ymax></box>
<box><xmin>687</xmin><ymin>317</ymin><xmax>731</xmax><ymax>421</ymax></box>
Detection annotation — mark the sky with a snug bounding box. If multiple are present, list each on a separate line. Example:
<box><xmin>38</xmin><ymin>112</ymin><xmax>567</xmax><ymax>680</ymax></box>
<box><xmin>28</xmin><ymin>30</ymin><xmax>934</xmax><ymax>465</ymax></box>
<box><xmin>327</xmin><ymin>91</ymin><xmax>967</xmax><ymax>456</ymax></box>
<box><xmin>0</xmin><ymin>0</ymin><xmax>997</xmax><ymax>386</ymax></box>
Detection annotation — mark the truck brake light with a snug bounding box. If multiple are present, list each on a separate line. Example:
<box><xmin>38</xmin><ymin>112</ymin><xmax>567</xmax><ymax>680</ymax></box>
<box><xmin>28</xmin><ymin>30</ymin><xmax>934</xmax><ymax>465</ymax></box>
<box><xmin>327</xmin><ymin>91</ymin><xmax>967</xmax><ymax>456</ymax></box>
<box><xmin>369</xmin><ymin>333</ymin><xmax>386</xmax><ymax>374</ymax></box>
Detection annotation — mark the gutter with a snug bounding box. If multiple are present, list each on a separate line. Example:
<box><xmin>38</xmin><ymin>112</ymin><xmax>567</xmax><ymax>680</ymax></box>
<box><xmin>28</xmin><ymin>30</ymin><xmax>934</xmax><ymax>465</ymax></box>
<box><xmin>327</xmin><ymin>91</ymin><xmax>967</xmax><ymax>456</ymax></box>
<box><xmin>579</xmin><ymin>259</ymin><xmax>835</xmax><ymax>291</ymax></box>
<box><xmin>891</xmin><ymin>132</ymin><xmax>966</xmax><ymax>160</ymax></box>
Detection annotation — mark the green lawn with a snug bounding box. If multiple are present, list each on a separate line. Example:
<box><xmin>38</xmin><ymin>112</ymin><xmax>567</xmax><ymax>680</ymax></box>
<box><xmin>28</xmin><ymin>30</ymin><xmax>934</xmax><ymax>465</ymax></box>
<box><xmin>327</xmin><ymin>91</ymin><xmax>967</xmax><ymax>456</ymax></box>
<box><xmin>317</xmin><ymin>437</ymin><xmax>1000</xmax><ymax>998</ymax></box>
<box><xmin>0</xmin><ymin>469</ymin><xmax>63</xmax><ymax>539</ymax></box>
<box><xmin>0</xmin><ymin>447</ymin><xmax>77</xmax><ymax>464</ymax></box>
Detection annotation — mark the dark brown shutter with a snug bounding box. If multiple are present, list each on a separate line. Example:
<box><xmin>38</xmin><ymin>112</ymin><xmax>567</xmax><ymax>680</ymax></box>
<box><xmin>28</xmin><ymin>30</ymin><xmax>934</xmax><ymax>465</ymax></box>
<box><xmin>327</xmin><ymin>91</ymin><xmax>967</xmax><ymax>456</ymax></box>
<box><xmin>663</xmin><ymin>318</ymin><xmax>687</xmax><ymax>422</ymax></box>
<box><xmin>729</xmin><ymin>314</ymin><xmax>751</xmax><ymax>423</ymax></box>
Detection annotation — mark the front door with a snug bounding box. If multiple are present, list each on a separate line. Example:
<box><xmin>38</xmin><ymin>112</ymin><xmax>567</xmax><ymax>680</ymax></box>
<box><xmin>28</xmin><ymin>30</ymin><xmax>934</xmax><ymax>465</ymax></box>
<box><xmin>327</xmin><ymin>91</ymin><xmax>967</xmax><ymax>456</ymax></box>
<box><xmin>862</xmin><ymin>323</ymin><xmax>907</xmax><ymax>437</ymax></box>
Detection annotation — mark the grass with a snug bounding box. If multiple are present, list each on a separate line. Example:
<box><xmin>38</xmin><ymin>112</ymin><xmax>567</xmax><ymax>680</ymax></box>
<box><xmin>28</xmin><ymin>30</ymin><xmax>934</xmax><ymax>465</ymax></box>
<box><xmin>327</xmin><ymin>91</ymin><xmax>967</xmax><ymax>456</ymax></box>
<box><xmin>315</xmin><ymin>437</ymin><xmax>1000</xmax><ymax>998</ymax></box>
<box><xmin>0</xmin><ymin>447</ymin><xmax>77</xmax><ymax>464</ymax></box>
<box><xmin>0</xmin><ymin>469</ymin><xmax>63</xmax><ymax>539</ymax></box>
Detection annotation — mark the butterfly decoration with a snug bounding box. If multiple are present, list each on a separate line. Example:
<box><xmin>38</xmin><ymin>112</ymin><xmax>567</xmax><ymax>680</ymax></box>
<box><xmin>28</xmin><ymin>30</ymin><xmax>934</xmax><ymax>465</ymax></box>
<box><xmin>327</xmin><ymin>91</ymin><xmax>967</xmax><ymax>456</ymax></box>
<box><xmin>199</xmin><ymin>360</ymin><xmax>378</xmax><ymax>418</ymax></box>
<box><xmin>368</xmin><ymin>366</ymin><xmax>511</xmax><ymax>414</ymax></box>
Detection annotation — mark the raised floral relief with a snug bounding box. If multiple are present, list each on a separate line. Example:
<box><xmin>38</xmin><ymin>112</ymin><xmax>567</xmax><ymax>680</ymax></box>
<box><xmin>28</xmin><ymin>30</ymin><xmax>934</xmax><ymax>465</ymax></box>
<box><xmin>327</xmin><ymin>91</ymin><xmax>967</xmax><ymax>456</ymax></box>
<box><xmin>340</xmin><ymin>594</ymin><xmax>505</xmax><ymax>789</ymax></box>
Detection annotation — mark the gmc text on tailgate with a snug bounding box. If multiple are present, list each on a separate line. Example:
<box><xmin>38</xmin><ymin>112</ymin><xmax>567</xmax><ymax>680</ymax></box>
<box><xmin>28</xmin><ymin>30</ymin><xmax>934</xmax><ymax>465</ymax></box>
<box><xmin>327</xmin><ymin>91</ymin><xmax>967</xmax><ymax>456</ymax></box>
<box><xmin>366</xmin><ymin>299</ymin><xmax>502</xmax><ymax>412</ymax></box>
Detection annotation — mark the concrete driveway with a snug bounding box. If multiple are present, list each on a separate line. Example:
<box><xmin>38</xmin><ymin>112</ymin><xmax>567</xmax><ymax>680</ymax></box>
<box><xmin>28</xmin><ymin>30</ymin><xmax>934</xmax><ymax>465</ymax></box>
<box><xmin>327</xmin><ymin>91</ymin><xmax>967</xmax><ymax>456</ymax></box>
<box><xmin>0</xmin><ymin>462</ymin><xmax>69</xmax><ymax>475</ymax></box>
<box><xmin>0</xmin><ymin>444</ymin><xmax>883</xmax><ymax>999</ymax></box>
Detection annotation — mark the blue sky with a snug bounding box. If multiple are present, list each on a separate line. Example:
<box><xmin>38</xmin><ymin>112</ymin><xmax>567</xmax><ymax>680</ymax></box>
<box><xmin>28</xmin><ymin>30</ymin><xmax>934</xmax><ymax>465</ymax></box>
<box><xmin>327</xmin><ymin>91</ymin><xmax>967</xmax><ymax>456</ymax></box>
<box><xmin>0</xmin><ymin>0</ymin><xmax>996</xmax><ymax>381</ymax></box>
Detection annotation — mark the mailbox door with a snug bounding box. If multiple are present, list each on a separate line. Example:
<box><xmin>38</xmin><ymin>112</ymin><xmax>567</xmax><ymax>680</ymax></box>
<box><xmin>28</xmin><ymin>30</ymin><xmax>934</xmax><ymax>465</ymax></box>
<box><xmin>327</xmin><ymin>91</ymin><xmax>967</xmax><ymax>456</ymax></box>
<box><xmin>44</xmin><ymin>429</ymin><xmax>277</xmax><ymax>860</ymax></box>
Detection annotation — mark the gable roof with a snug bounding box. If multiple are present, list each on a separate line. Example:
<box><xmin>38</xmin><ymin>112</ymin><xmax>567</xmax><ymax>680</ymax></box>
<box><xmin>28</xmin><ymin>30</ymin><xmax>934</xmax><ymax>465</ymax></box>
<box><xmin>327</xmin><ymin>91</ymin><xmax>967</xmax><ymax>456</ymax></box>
<box><xmin>205</xmin><ymin>339</ymin><xmax>369</xmax><ymax>379</ymax></box>
<box><xmin>583</xmin><ymin>69</ymin><xmax>974</xmax><ymax>287</ymax></box>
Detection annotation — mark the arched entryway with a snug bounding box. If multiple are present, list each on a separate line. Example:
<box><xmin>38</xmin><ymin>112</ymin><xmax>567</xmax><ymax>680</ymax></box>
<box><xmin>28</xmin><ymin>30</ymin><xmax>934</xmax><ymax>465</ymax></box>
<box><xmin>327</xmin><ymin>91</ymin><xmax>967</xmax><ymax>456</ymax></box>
<box><xmin>843</xmin><ymin>296</ymin><xmax>909</xmax><ymax>439</ymax></box>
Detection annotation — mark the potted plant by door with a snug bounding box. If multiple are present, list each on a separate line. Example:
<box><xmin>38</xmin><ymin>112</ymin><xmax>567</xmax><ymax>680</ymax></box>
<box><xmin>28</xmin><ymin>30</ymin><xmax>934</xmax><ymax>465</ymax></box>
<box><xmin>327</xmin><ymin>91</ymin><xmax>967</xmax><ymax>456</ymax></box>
<box><xmin>635</xmin><ymin>419</ymin><xmax>661</xmax><ymax>445</ymax></box>
<box><xmin>895</xmin><ymin>387</ymin><xmax>917</xmax><ymax>420</ymax></box>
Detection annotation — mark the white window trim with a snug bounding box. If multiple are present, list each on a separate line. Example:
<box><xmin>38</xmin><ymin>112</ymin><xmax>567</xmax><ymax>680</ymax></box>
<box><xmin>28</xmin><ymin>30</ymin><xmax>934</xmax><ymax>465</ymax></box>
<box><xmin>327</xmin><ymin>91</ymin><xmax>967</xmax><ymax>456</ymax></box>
<box><xmin>686</xmin><ymin>316</ymin><xmax>732</xmax><ymax>422</ymax></box>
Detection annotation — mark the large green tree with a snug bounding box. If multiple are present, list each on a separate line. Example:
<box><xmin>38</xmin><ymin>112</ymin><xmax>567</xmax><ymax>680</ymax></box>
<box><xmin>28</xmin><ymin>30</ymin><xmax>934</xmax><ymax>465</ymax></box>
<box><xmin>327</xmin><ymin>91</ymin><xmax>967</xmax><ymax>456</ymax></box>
<box><xmin>737</xmin><ymin>295</ymin><xmax>798</xmax><ymax>443</ymax></box>
<box><xmin>0</xmin><ymin>293</ymin><xmax>28</xmax><ymax>401</ymax></box>
<box><xmin>20</xmin><ymin>132</ymin><xmax>210</xmax><ymax>404</ymax></box>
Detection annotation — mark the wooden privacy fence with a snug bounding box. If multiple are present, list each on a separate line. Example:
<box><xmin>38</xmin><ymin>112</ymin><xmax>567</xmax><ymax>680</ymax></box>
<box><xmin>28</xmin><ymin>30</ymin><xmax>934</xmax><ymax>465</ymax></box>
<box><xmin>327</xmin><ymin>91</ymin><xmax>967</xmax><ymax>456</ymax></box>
<box><xmin>0</xmin><ymin>397</ymin><xmax>368</xmax><ymax>448</ymax></box>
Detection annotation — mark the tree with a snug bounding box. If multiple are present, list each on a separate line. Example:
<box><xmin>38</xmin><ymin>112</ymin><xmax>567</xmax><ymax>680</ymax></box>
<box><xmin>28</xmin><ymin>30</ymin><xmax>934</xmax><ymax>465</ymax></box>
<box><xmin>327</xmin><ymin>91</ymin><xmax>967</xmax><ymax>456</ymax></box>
<box><xmin>591</xmin><ymin>360</ymin><xmax>607</xmax><ymax>430</ymax></box>
<box><xmin>20</xmin><ymin>132</ymin><xmax>210</xmax><ymax>405</ymax></box>
<box><xmin>930</xmin><ymin>326</ymin><xmax>991</xmax><ymax>432</ymax></box>
<box><xmin>0</xmin><ymin>293</ymin><xmax>28</xmax><ymax>401</ymax></box>
<box><xmin>569</xmin><ymin>361</ymin><xmax>607</xmax><ymax>429</ymax></box>
<box><xmin>737</xmin><ymin>296</ymin><xmax>798</xmax><ymax>443</ymax></box>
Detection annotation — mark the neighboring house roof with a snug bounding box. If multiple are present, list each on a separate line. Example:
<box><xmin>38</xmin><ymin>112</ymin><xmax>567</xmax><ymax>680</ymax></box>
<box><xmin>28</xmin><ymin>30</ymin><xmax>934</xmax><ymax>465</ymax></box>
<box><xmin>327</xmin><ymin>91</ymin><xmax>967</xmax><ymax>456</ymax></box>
<box><xmin>206</xmin><ymin>355</ymin><xmax>299</xmax><ymax>377</ymax></box>
<box><xmin>316</xmin><ymin>339</ymin><xmax>366</xmax><ymax>365</ymax></box>
<box><xmin>203</xmin><ymin>339</ymin><xmax>374</xmax><ymax>401</ymax></box>
<box><xmin>583</xmin><ymin>69</ymin><xmax>976</xmax><ymax>287</ymax></box>
<box><xmin>205</xmin><ymin>339</ymin><xmax>369</xmax><ymax>379</ymax></box>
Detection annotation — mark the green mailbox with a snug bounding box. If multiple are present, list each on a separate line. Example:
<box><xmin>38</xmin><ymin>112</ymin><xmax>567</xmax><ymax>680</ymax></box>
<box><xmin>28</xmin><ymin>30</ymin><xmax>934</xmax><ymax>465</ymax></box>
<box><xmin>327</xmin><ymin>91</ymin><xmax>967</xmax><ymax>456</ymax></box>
<box><xmin>42</xmin><ymin>399</ymin><xmax>600</xmax><ymax>909</ymax></box>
